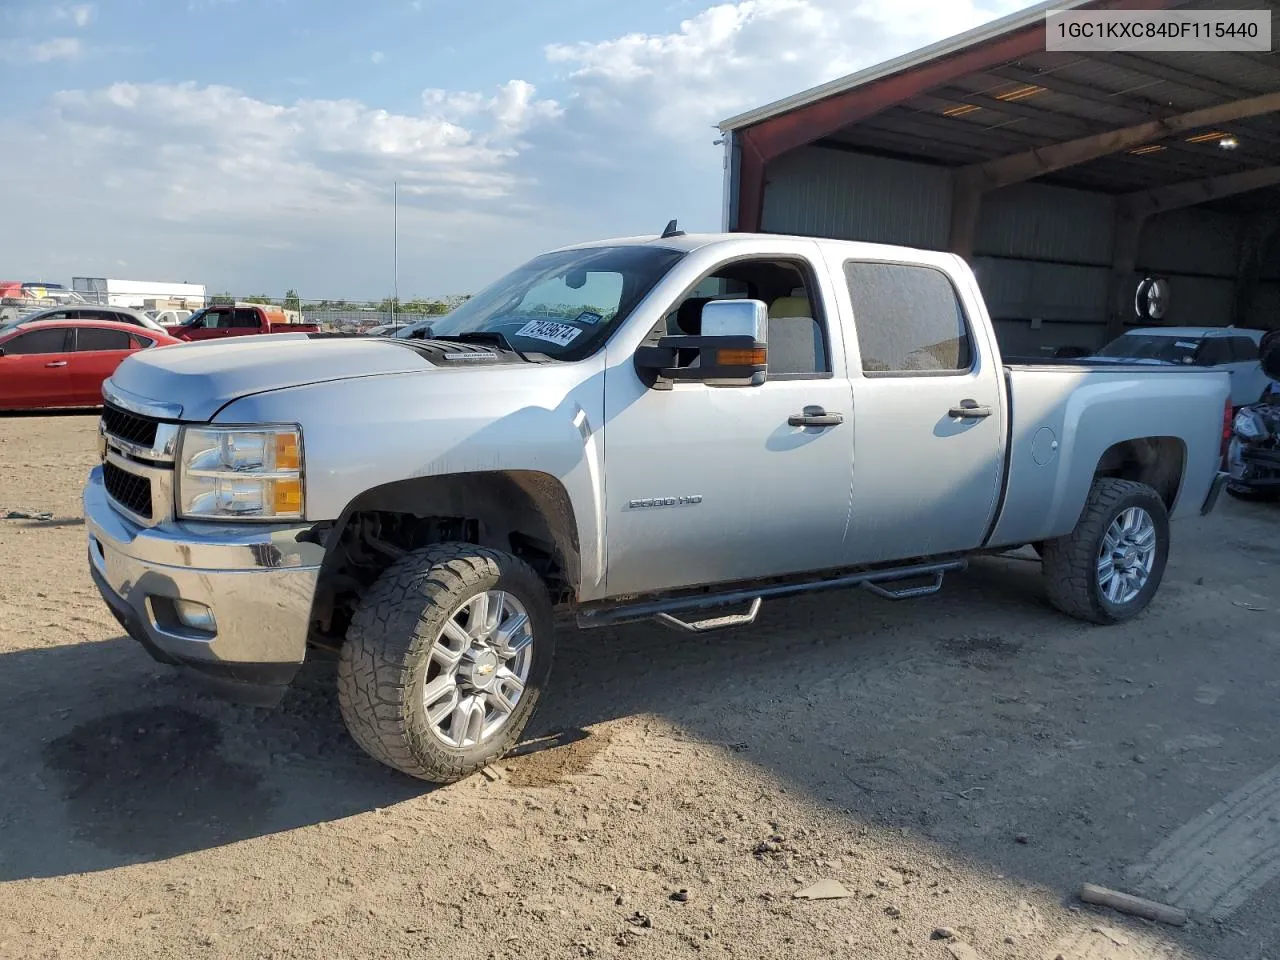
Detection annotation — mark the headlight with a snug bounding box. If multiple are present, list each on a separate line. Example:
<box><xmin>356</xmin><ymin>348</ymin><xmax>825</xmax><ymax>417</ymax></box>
<box><xmin>177</xmin><ymin>425</ymin><xmax>304</xmax><ymax>520</ymax></box>
<box><xmin>1234</xmin><ymin>409</ymin><xmax>1265</xmax><ymax>441</ymax></box>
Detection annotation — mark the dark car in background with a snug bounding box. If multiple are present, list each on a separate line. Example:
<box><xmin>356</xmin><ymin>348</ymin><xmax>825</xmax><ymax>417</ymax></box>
<box><xmin>1226</xmin><ymin>330</ymin><xmax>1280</xmax><ymax>500</ymax></box>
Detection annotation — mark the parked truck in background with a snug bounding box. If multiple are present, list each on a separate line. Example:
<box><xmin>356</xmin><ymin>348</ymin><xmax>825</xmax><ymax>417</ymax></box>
<box><xmin>85</xmin><ymin>232</ymin><xmax>1230</xmax><ymax>784</ymax></box>
<box><xmin>166</xmin><ymin>302</ymin><xmax>319</xmax><ymax>341</ymax></box>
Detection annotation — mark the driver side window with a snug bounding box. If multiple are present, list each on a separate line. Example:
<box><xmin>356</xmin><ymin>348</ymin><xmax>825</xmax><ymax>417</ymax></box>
<box><xmin>660</xmin><ymin>258</ymin><xmax>830</xmax><ymax>379</ymax></box>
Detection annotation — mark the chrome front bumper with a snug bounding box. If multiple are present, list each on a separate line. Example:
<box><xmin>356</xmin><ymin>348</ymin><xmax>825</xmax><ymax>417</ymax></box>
<box><xmin>84</xmin><ymin>465</ymin><xmax>324</xmax><ymax>701</ymax></box>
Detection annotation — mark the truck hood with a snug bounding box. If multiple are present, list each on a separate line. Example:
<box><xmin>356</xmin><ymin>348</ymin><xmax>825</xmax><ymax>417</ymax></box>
<box><xmin>107</xmin><ymin>334</ymin><xmax>441</xmax><ymax>421</ymax></box>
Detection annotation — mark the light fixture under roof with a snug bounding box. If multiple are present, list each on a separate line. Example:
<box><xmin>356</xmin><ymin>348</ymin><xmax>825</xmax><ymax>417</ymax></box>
<box><xmin>1219</xmin><ymin>135</ymin><xmax>1239</xmax><ymax>149</ymax></box>
<box><xmin>1186</xmin><ymin>130</ymin><xmax>1230</xmax><ymax>144</ymax></box>
<box><xmin>995</xmin><ymin>84</ymin><xmax>1044</xmax><ymax>102</ymax></box>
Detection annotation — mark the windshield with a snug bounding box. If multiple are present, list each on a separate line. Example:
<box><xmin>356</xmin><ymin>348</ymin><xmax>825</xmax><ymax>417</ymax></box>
<box><xmin>1096</xmin><ymin>334</ymin><xmax>1203</xmax><ymax>364</ymax></box>
<box><xmin>180</xmin><ymin>308</ymin><xmax>209</xmax><ymax>327</ymax></box>
<box><xmin>396</xmin><ymin>245</ymin><xmax>685</xmax><ymax>359</ymax></box>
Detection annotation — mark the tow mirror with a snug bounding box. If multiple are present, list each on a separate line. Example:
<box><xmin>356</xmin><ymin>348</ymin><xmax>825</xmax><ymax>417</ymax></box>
<box><xmin>635</xmin><ymin>299</ymin><xmax>768</xmax><ymax>390</ymax></box>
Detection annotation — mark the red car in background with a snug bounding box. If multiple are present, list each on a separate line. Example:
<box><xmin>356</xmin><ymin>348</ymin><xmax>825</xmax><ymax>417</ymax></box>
<box><xmin>0</xmin><ymin>319</ymin><xmax>180</xmax><ymax>411</ymax></box>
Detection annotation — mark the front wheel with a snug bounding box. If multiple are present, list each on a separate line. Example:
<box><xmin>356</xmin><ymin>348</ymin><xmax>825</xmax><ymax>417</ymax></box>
<box><xmin>338</xmin><ymin>543</ymin><xmax>555</xmax><ymax>782</ymax></box>
<box><xmin>1041</xmin><ymin>478</ymin><xmax>1169</xmax><ymax>624</ymax></box>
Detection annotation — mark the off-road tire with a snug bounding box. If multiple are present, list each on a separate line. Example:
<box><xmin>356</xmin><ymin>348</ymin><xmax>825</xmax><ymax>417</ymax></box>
<box><xmin>337</xmin><ymin>543</ymin><xmax>555</xmax><ymax>783</ymax></box>
<box><xmin>1041</xmin><ymin>478</ymin><xmax>1169</xmax><ymax>625</ymax></box>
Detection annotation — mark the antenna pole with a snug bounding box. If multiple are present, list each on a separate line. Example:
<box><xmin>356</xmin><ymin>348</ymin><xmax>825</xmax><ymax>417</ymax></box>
<box><xmin>393</xmin><ymin>180</ymin><xmax>399</xmax><ymax>326</ymax></box>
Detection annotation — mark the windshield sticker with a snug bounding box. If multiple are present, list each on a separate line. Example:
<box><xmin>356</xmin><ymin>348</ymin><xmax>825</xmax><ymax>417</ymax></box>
<box><xmin>516</xmin><ymin>319</ymin><xmax>582</xmax><ymax>347</ymax></box>
<box><xmin>1174</xmin><ymin>340</ymin><xmax>1198</xmax><ymax>349</ymax></box>
<box><xmin>575</xmin><ymin>310</ymin><xmax>604</xmax><ymax>326</ymax></box>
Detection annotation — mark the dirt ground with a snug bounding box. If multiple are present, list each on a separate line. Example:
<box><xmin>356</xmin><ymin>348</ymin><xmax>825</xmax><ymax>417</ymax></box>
<box><xmin>3</xmin><ymin>412</ymin><xmax>1280</xmax><ymax>960</ymax></box>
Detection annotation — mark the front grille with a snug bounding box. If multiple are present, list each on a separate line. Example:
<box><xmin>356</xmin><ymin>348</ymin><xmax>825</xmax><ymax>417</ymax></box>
<box><xmin>102</xmin><ymin>402</ymin><xmax>159</xmax><ymax>448</ymax></box>
<box><xmin>103</xmin><ymin>461</ymin><xmax>153</xmax><ymax>519</ymax></box>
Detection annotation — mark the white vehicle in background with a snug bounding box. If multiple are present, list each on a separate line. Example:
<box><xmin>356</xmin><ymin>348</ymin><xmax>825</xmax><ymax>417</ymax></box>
<box><xmin>147</xmin><ymin>309</ymin><xmax>193</xmax><ymax>327</ymax></box>
<box><xmin>1</xmin><ymin>304</ymin><xmax>169</xmax><ymax>336</ymax></box>
<box><xmin>1093</xmin><ymin>327</ymin><xmax>1279</xmax><ymax>409</ymax></box>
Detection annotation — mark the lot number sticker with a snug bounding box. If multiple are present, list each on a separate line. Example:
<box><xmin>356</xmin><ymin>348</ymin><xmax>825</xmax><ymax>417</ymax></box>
<box><xmin>516</xmin><ymin>320</ymin><xmax>583</xmax><ymax>347</ymax></box>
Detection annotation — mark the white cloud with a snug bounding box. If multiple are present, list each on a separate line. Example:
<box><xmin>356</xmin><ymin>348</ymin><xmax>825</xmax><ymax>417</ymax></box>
<box><xmin>44</xmin><ymin>80</ymin><xmax>552</xmax><ymax>217</ymax></box>
<box><xmin>547</xmin><ymin>0</ymin><xmax>1031</xmax><ymax>145</ymax></box>
<box><xmin>422</xmin><ymin>79</ymin><xmax>563</xmax><ymax>138</ymax></box>
<box><xmin>54</xmin><ymin>4</ymin><xmax>94</xmax><ymax>27</ymax></box>
<box><xmin>370</xmin><ymin>50</ymin><xmax>386</xmax><ymax>65</ymax></box>
<box><xmin>1</xmin><ymin>36</ymin><xmax>83</xmax><ymax>63</ymax></box>
<box><xmin>0</xmin><ymin>78</ymin><xmax>567</xmax><ymax>295</ymax></box>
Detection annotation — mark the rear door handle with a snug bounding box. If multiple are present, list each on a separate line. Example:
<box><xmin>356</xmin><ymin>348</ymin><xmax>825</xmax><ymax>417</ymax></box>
<box><xmin>949</xmin><ymin>399</ymin><xmax>992</xmax><ymax>419</ymax></box>
<box><xmin>44</xmin><ymin>361</ymin><xmax>67</xmax><ymax>368</ymax></box>
<box><xmin>789</xmin><ymin>407</ymin><xmax>844</xmax><ymax>428</ymax></box>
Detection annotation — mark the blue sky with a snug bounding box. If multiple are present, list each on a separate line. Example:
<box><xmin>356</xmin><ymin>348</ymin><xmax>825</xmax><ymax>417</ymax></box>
<box><xmin>1</xmin><ymin>0</ymin><xmax>1030</xmax><ymax>300</ymax></box>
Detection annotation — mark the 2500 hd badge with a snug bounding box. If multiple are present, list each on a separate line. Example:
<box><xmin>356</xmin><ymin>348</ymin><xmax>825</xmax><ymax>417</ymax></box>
<box><xmin>628</xmin><ymin>495</ymin><xmax>704</xmax><ymax>508</ymax></box>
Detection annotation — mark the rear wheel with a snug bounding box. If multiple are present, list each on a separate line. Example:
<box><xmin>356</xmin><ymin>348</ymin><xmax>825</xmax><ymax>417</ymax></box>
<box><xmin>1041</xmin><ymin>478</ymin><xmax>1169</xmax><ymax>624</ymax></box>
<box><xmin>337</xmin><ymin>543</ymin><xmax>555</xmax><ymax>782</ymax></box>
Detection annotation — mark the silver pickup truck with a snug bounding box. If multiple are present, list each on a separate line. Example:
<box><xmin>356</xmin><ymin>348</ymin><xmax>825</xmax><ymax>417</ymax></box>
<box><xmin>85</xmin><ymin>233</ymin><xmax>1231</xmax><ymax>782</ymax></box>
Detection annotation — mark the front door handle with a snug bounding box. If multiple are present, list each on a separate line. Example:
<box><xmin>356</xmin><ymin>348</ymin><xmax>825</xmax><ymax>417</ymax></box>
<box><xmin>949</xmin><ymin>399</ymin><xmax>992</xmax><ymax>419</ymax></box>
<box><xmin>44</xmin><ymin>361</ymin><xmax>68</xmax><ymax>368</ymax></box>
<box><xmin>789</xmin><ymin>407</ymin><xmax>844</xmax><ymax>428</ymax></box>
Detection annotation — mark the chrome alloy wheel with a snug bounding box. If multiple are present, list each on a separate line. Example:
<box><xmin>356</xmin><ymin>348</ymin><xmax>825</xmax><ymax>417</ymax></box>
<box><xmin>422</xmin><ymin>590</ymin><xmax>534</xmax><ymax>749</ymax></box>
<box><xmin>1096</xmin><ymin>506</ymin><xmax>1157</xmax><ymax>605</ymax></box>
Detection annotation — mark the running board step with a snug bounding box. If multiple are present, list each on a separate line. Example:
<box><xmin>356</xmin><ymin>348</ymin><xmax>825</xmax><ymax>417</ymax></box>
<box><xmin>654</xmin><ymin>598</ymin><xmax>763</xmax><ymax>634</ymax></box>
<box><xmin>860</xmin><ymin>570</ymin><xmax>948</xmax><ymax>601</ymax></box>
<box><xmin>576</xmin><ymin>558</ymin><xmax>966</xmax><ymax>630</ymax></box>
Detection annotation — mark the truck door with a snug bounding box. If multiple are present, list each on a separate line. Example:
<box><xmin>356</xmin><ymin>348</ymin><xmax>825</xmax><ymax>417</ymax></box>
<box><xmin>228</xmin><ymin>307</ymin><xmax>264</xmax><ymax>336</ymax></box>
<box><xmin>181</xmin><ymin>307</ymin><xmax>231</xmax><ymax>341</ymax></box>
<box><xmin>832</xmin><ymin>257</ymin><xmax>1005</xmax><ymax>565</ymax></box>
<box><xmin>602</xmin><ymin>247</ymin><xmax>856</xmax><ymax>597</ymax></box>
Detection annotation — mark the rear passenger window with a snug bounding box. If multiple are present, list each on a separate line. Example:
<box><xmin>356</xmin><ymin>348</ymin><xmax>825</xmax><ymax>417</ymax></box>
<box><xmin>843</xmin><ymin>261</ymin><xmax>972</xmax><ymax>374</ymax></box>
<box><xmin>75</xmin><ymin>328</ymin><xmax>131</xmax><ymax>352</ymax></box>
<box><xmin>1195</xmin><ymin>338</ymin><xmax>1231</xmax><ymax>365</ymax></box>
<box><xmin>1230</xmin><ymin>337</ymin><xmax>1260</xmax><ymax>362</ymax></box>
<box><xmin>230</xmin><ymin>309</ymin><xmax>260</xmax><ymax>328</ymax></box>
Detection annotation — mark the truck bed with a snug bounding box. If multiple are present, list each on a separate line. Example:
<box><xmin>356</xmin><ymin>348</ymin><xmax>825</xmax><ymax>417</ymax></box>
<box><xmin>986</xmin><ymin>362</ymin><xmax>1229</xmax><ymax>549</ymax></box>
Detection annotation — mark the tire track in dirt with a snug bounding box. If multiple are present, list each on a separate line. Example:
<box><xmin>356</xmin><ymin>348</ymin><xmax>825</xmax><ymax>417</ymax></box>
<box><xmin>1126</xmin><ymin>761</ymin><xmax>1280</xmax><ymax>920</ymax></box>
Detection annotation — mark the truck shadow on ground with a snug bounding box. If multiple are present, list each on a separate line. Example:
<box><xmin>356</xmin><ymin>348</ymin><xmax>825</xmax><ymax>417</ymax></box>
<box><xmin>1</xmin><ymin>646</ymin><xmax>426</xmax><ymax>880</ymax></box>
<box><xmin>3</xmin><ymin>544</ymin><xmax>1270</xmax><ymax>915</ymax></box>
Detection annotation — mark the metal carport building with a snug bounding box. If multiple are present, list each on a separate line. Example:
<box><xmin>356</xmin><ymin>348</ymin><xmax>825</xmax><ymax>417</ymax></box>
<box><xmin>718</xmin><ymin>0</ymin><xmax>1280</xmax><ymax>356</ymax></box>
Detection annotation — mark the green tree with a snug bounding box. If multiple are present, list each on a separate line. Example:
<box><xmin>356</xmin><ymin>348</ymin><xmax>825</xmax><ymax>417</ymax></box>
<box><xmin>243</xmin><ymin>294</ymin><xmax>274</xmax><ymax>305</ymax></box>
<box><xmin>283</xmin><ymin>289</ymin><xmax>301</xmax><ymax>312</ymax></box>
<box><xmin>210</xmin><ymin>291</ymin><xmax>234</xmax><ymax>306</ymax></box>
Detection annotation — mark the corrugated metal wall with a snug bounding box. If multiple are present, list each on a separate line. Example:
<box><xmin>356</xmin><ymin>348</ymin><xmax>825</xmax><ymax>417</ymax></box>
<box><xmin>758</xmin><ymin>145</ymin><xmax>1259</xmax><ymax>354</ymax></box>
<box><xmin>975</xmin><ymin>183</ymin><xmax>1115</xmax><ymax>264</ymax></box>
<box><xmin>973</xmin><ymin>259</ymin><xmax>1110</xmax><ymax>323</ymax></box>
<box><xmin>760</xmin><ymin>147</ymin><xmax>950</xmax><ymax>248</ymax></box>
